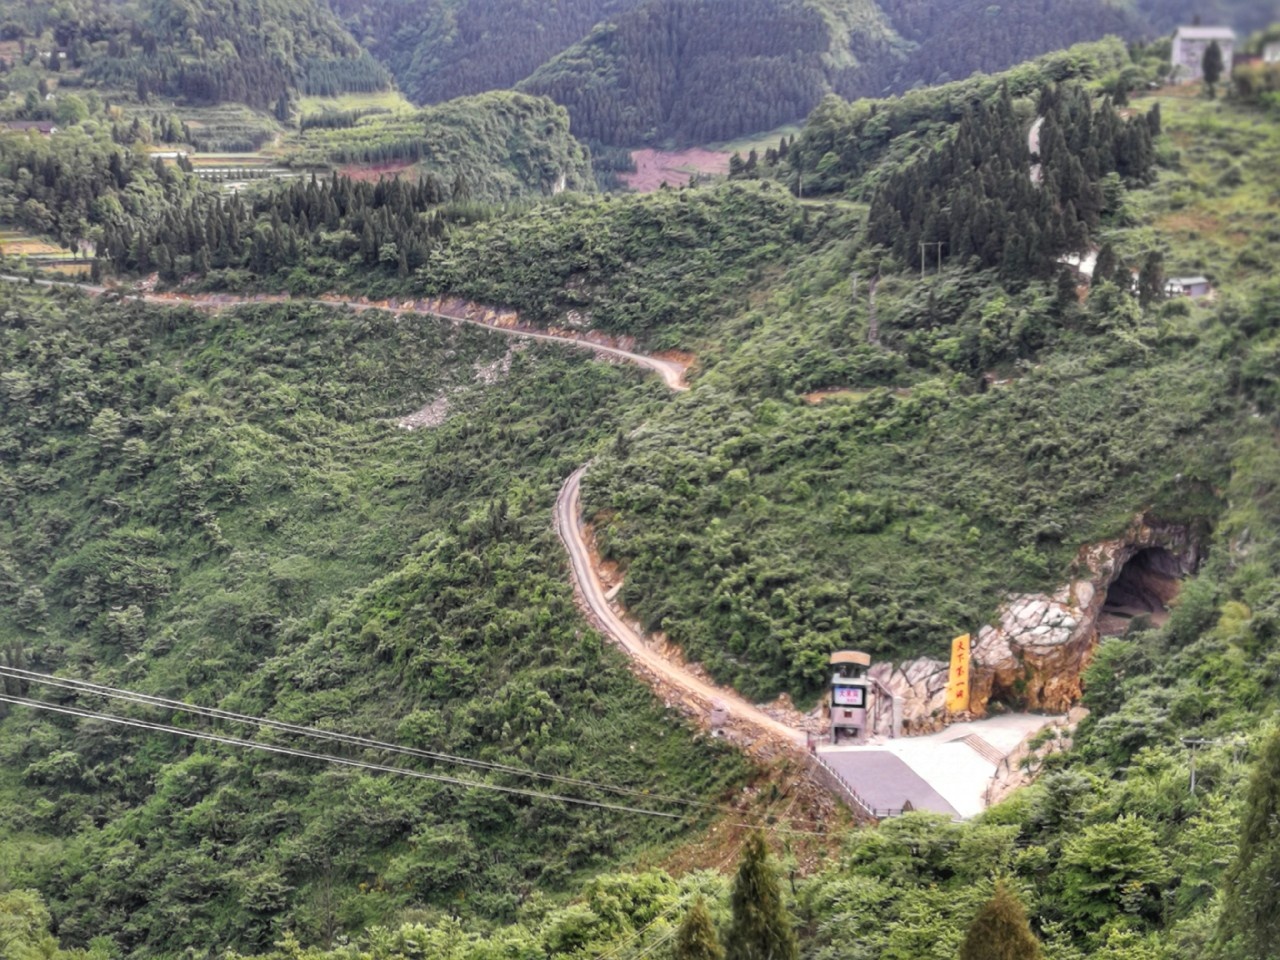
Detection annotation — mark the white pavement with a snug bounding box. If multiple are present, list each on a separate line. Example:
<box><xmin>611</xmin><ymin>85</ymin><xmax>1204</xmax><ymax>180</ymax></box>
<box><xmin>818</xmin><ymin>713</ymin><xmax>1060</xmax><ymax>819</ymax></box>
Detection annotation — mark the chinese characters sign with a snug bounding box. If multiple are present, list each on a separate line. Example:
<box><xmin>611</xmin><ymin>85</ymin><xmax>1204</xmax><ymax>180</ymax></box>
<box><xmin>946</xmin><ymin>633</ymin><xmax>971</xmax><ymax>713</ymax></box>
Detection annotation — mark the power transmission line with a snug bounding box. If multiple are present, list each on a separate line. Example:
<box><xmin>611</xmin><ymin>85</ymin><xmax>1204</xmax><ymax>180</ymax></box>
<box><xmin>0</xmin><ymin>666</ymin><xmax>721</xmax><ymax>813</ymax></box>
<box><xmin>0</xmin><ymin>692</ymin><xmax>691</xmax><ymax>821</ymax></box>
<box><xmin>0</xmin><ymin>665</ymin><xmax>835</xmax><ymax>828</ymax></box>
<box><xmin>0</xmin><ymin>689</ymin><xmax>836</xmax><ymax>837</ymax></box>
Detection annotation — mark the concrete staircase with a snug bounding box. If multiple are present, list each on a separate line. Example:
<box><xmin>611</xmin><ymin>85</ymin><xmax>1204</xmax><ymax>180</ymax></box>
<box><xmin>955</xmin><ymin>733</ymin><xmax>1005</xmax><ymax>765</ymax></box>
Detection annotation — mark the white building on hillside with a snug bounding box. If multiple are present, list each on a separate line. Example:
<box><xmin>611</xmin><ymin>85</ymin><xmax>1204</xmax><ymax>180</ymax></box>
<box><xmin>1264</xmin><ymin>41</ymin><xmax>1280</xmax><ymax>63</ymax></box>
<box><xmin>1171</xmin><ymin>26</ymin><xmax>1236</xmax><ymax>83</ymax></box>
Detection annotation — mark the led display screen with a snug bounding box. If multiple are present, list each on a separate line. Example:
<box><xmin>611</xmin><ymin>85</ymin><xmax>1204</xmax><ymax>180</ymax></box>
<box><xmin>832</xmin><ymin>684</ymin><xmax>865</xmax><ymax>707</ymax></box>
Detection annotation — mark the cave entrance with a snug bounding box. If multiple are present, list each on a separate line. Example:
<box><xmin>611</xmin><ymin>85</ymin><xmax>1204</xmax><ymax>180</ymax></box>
<box><xmin>1098</xmin><ymin>547</ymin><xmax>1184</xmax><ymax>636</ymax></box>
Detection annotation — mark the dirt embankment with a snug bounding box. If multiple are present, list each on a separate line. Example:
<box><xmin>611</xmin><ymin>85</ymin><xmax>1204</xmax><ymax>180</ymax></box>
<box><xmin>338</xmin><ymin>161</ymin><xmax>416</xmax><ymax>182</ymax></box>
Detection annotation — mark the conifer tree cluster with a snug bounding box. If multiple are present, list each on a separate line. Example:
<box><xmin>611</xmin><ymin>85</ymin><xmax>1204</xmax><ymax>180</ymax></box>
<box><xmin>299</xmin><ymin>53</ymin><xmax>392</xmax><ymax>97</ymax></box>
<box><xmin>0</xmin><ymin>134</ymin><xmax>199</xmax><ymax>250</ymax></box>
<box><xmin>518</xmin><ymin>0</ymin><xmax>834</xmax><ymax>146</ymax></box>
<box><xmin>867</xmin><ymin>84</ymin><xmax>1160</xmax><ymax>279</ymax></box>
<box><xmin>106</xmin><ymin>173</ymin><xmax>454</xmax><ymax>280</ymax></box>
<box><xmin>69</xmin><ymin>0</ymin><xmax>387</xmax><ymax>110</ymax></box>
<box><xmin>877</xmin><ymin>0</ymin><xmax>1142</xmax><ymax>90</ymax></box>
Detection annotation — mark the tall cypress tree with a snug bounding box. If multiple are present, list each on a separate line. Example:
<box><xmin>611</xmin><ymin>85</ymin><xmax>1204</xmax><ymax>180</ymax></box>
<box><xmin>959</xmin><ymin>882</ymin><xmax>1042</xmax><ymax>960</ymax></box>
<box><xmin>724</xmin><ymin>833</ymin><xmax>797</xmax><ymax>960</ymax></box>
<box><xmin>676</xmin><ymin>896</ymin><xmax>725</xmax><ymax>960</ymax></box>
<box><xmin>1137</xmin><ymin>250</ymin><xmax>1165</xmax><ymax>307</ymax></box>
<box><xmin>1093</xmin><ymin>243</ymin><xmax>1118</xmax><ymax>290</ymax></box>
<box><xmin>1203</xmin><ymin>41</ymin><xmax>1224</xmax><ymax>97</ymax></box>
<box><xmin>1217</xmin><ymin>729</ymin><xmax>1280</xmax><ymax>959</ymax></box>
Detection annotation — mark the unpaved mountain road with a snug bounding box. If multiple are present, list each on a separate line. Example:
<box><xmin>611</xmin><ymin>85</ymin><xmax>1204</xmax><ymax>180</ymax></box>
<box><xmin>2</xmin><ymin>275</ymin><xmax>804</xmax><ymax>750</ymax></box>
<box><xmin>0</xmin><ymin>276</ymin><xmax>690</xmax><ymax>391</ymax></box>
<box><xmin>556</xmin><ymin>465</ymin><xmax>807</xmax><ymax>748</ymax></box>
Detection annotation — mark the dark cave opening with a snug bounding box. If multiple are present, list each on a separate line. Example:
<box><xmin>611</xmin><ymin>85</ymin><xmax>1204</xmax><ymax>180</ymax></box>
<box><xmin>1098</xmin><ymin>547</ymin><xmax>1184</xmax><ymax>636</ymax></box>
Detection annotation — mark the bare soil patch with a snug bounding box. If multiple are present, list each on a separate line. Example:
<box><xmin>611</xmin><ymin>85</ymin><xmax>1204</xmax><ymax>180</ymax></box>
<box><xmin>650</xmin><ymin>758</ymin><xmax>855</xmax><ymax>879</ymax></box>
<box><xmin>339</xmin><ymin>161</ymin><xmax>416</xmax><ymax>182</ymax></box>
<box><xmin>802</xmin><ymin>386</ymin><xmax>912</xmax><ymax>405</ymax></box>
<box><xmin>802</xmin><ymin>388</ymin><xmax>870</xmax><ymax>405</ymax></box>
<box><xmin>397</xmin><ymin>394</ymin><xmax>450</xmax><ymax>430</ymax></box>
<box><xmin>621</xmin><ymin>148</ymin><xmax>731</xmax><ymax>193</ymax></box>
<box><xmin>1158</xmin><ymin>210</ymin><xmax>1223</xmax><ymax>236</ymax></box>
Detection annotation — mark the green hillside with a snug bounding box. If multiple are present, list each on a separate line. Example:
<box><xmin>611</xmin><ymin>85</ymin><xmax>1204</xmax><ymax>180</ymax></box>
<box><xmin>281</xmin><ymin>91</ymin><xmax>595</xmax><ymax>201</ymax></box>
<box><xmin>0</xmin><ymin>286</ymin><xmax>747</xmax><ymax>954</ymax></box>
<box><xmin>3</xmin><ymin>30</ymin><xmax>1280</xmax><ymax>960</ymax></box>
<box><xmin>323</xmin><ymin>0</ymin><xmax>641</xmax><ymax>105</ymax></box>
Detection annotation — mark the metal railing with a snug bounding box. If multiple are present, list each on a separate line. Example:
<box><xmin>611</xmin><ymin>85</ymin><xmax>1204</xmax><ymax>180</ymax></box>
<box><xmin>806</xmin><ymin>753</ymin><xmax>905</xmax><ymax>821</ymax></box>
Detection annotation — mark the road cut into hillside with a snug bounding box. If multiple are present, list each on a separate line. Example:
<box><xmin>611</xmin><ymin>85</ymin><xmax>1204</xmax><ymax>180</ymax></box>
<box><xmin>5</xmin><ymin>273</ymin><xmax>810</xmax><ymax>749</ymax></box>
<box><xmin>555</xmin><ymin>464</ymin><xmax>810</xmax><ymax>753</ymax></box>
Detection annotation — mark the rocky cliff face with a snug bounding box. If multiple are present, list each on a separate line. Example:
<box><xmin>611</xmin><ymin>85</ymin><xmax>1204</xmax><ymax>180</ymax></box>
<box><xmin>881</xmin><ymin>515</ymin><xmax>1201</xmax><ymax>731</ymax></box>
<box><xmin>867</xmin><ymin>658</ymin><xmax>949</xmax><ymax>735</ymax></box>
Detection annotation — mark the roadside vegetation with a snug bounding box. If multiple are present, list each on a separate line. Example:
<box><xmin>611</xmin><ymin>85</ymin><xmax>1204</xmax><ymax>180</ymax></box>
<box><xmin>0</xmin><ymin>286</ymin><xmax>748</xmax><ymax>954</ymax></box>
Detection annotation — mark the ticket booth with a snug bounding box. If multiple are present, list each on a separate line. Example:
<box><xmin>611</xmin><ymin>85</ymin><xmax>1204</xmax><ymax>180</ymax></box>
<box><xmin>829</xmin><ymin>650</ymin><xmax>871</xmax><ymax>744</ymax></box>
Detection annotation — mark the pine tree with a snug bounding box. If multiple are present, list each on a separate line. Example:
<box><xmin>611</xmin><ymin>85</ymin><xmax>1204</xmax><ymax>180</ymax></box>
<box><xmin>724</xmin><ymin>833</ymin><xmax>797</xmax><ymax>960</ymax></box>
<box><xmin>1093</xmin><ymin>243</ymin><xmax>1117</xmax><ymax>289</ymax></box>
<box><xmin>1203</xmin><ymin>41</ymin><xmax>1224</xmax><ymax>97</ymax></box>
<box><xmin>675</xmin><ymin>896</ymin><xmax>724</xmax><ymax>960</ymax></box>
<box><xmin>1054</xmin><ymin>267</ymin><xmax>1078</xmax><ymax>315</ymax></box>
<box><xmin>1137</xmin><ymin>250</ymin><xmax>1164</xmax><ymax>307</ymax></box>
<box><xmin>959</xmin><ymin>882</ymin><xmax>1042</xmax><ymax>960</ymax></box>
<box><xmin>1217</xmin><ymin>729</ymin><xmax>1280</xmax><ymax>959</ymax></box>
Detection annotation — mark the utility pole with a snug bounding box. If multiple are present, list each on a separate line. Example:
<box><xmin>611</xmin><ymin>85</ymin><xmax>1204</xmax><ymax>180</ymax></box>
<box><xmin>867</xmin><ymin>275</ymin><xmax>879</xmax><ymax>346</ymax></box>
<box><xmin>1182</xmin><ymin>737</ymin><xmax>1219</xmax><ymax>794</ymax></box>
<box><xmin>919</xmin><ymin>241</ymin><xmax>944</xmax><ymax>279</ymax></box>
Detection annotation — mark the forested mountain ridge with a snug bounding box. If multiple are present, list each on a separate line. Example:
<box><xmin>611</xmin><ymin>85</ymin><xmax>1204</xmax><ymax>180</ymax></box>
<box><xmin>322</xmin><ymin>0</ymin><xmax>641</xmax><ymax>106</ymax></box>
<box><xmin>514</xmin><ymin>0</ymin><xmax>886</xmax><ymax>146</ymax></box>
<box><xmin>3</xmin><ymin>0</ymin><xmax>1270</xmax><ymax>150</ymax></box>
<box><xmin>0</xmin><ymin>0</ymin><xmax>390</xmax><ymax>110</ymax></box>
<box><xmin>319</xmin><ymin>0</ymin><xmax>1269</xmax><ymax>148</ymax></box>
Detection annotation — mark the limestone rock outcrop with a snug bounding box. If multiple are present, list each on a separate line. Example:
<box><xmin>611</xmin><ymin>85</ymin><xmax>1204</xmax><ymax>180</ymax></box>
<box><xmin>969</xmin><ymin>581</ymin><xmax>1095</xmax><ymax>714</ymax></box>
<box><xmin>969</xmin><ymin>515</ymin><xmax>1200</xmax><ymax>715</ymax></box>
<box><xmin>877</xmin><ymin>515</ymin><xmax>1201</xmax><ymax>731</ymax></box>
<box><xmin>867</xmin><ymin>658</ymin><xmax>948</xmax><ymax>734</ymax></box>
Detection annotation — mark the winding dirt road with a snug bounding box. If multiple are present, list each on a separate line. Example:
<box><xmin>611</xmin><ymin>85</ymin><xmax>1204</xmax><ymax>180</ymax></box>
<box><xmin>555</xmin><ymin>465</ymin><xmax>806</xmax><ymax>747</ymax></box>
<box><xmin>3</xmin><ymin>273</ymin><xmax>802</xmax><ymax>748</ymax></box>
<box><xmin>1</xmin><ymin>276</ymin><xmax>690</xmax><ymax>391</ymax></box>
